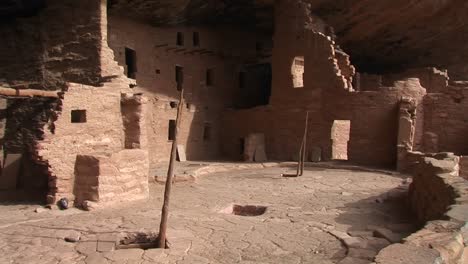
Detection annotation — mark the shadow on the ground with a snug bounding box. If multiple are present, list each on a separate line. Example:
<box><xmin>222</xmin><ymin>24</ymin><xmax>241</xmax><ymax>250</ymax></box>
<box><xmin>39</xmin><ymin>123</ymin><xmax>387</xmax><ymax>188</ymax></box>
<box><xmin>330</xmin><ymin>185</ymin><xmax>420</xmax><ymax>260</ymax></box>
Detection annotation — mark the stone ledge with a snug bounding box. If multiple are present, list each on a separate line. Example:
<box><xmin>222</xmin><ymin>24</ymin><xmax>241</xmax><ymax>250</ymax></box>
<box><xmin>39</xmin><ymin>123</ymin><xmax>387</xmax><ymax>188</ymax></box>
<box><xmin>154</xmin><ymin>161</ymin><xmax>400</xmax><ymax>183</ymax></box>
<box><xmin>376</xmin><ymin>154</ymin><xmax>468</xmax><ymax>264</ymax></box>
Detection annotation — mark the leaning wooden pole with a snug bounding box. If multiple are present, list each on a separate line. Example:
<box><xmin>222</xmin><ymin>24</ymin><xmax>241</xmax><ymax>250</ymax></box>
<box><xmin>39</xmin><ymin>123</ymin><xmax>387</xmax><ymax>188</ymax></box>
<box><xmin>158</xmin><ymin>86</ymin><xmax>184</xmax><ymax>248</ymax></box>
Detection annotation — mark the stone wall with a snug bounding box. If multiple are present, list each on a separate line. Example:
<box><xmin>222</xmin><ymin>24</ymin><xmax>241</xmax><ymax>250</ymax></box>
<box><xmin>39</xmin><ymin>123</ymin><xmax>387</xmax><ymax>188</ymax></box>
<box><xmin>74</xmin><ymin>149</ymin><xmax>149</xmax><ymax>208</ymax></box>
<box><xmin>0</xmin><ymin>0</ymin><xmax>111</xmax><ymax>90</ymax></box>
<box><xmin>331</xmin><ymin>120</ymin><xmax>350</xmax><ymax>160</ymax></box>
<box><xmin>459</xmin><ymin>156</ymin><xmax>468</xmax><ymax>180</ymax></box>
<box><xmin>37</xmin><ymin>83</ymin><xmax>122</xmax><ymax>202</ymax></box>
<box><xmin>375</xmin><ymin>153</ymin><xmax>468</xmax><ymax>264</ymax></box>
<box><xmin>423</xmin><ymin>84</ymin><xmax>468</xmax><ymax>155</ymax></box>
<box><xmin>354</xmin><ymin>68</ymin><xmax>468</xmax><ymax>158</ymax></box>
<box><xmin>222</xmin><ymin>6</ymin><xmax>427</xmax><ymax>168</ymax></box>
<box><xmin>36</xmin><ymin>82</ymin><xmax>150</xmax><ymax>206</ymax></box>
<box><xmin>107</xmin><ymin>16</ymin><xmax>265</xmax><ymax>165</ymax></box>
<box><xmin>383</xmin><ymin>67</ymin><xmax>449</xmax><ymax>94</ymax></box>
<box><xmin>0</xmin><ymin>0</ymin><xmax>150</xmax><ymax>206</ymax></box>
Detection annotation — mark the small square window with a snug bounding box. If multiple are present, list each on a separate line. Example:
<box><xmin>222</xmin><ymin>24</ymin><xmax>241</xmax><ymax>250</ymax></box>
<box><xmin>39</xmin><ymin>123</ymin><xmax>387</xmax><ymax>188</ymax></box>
<box><xmin>71</xmin><ymin>110</ymin><xmax>87</xmax><ymax>123</ymax></box>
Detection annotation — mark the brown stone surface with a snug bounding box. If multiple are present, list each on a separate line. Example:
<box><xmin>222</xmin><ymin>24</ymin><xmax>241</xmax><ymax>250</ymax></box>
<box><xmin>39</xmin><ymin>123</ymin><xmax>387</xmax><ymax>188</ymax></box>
<box><xmin>375</xmin><ymin>244</ymin><xmax>441</xmax><ymax>264</ymax></box>
<box><xmin>0</xmin><ymin>166</ymin><xmax>412</xmax><ymax>263</ymax></box>
<box><xmin>2</xmin><ymin>1</ymin><xmax>468</xmax><ymax>263</ymax></box>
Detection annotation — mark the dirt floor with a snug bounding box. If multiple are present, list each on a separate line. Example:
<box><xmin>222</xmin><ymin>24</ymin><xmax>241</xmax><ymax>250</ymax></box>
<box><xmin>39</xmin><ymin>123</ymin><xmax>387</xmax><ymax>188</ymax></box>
<box><xmin>0</xmin><ymin>165</ymin><xmax>416</xmax><ymax>264</ymax></box>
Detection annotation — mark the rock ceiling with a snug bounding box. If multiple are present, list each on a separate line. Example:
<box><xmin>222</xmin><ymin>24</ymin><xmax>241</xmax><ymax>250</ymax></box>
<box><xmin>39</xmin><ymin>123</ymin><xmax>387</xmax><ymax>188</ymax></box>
<box><xmin>107</xmin><ymin>0</ymin><xmax>468</xmax><ymax>78</ymax></box>
<box><xmin>2</xmin><ymin>0</ymin><xmax>467</xmax><ymax>78</ymax></box>
<box><xmin>308</xmin><ymin>0</ymin><xmax>468</xmax><ymax>78</ymax></box>
<box><xmin>107</xmin><ymin>0</ymin><xmax>275</xmax><ymax>32</ymax></box>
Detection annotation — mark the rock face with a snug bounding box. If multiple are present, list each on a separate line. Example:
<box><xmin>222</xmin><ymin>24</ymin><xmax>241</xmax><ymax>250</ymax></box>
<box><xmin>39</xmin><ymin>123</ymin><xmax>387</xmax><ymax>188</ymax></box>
<box><xmin>107</xmin><ymin>0</ymin><xmax>468</xmax><ymax>79</ymax></box>
<box><xmin>308</xmin><ymin>0</ymin><xmax>468</xmax><ymax>79</ymax></box>
<box><xmin>107</xmin><ymin>0</ymin><xmax>274</xmax><ymax>31</ymax></box>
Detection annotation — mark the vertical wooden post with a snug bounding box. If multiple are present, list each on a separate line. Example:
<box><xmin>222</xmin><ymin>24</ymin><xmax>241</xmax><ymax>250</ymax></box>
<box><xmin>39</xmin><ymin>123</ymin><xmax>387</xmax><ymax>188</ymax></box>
<box><xmin>283</xmin><ymin>111</ymin><xmax>310</xmax><ymax>178</ymax></box>
<box><xmin>158</xmin><ymin>86</ymin><xmax>184</xmax><ymax>248</ymax></box>
<box><xmin>299</xmin><ymin>111</ymin><xmax>309</xmax><ymax>176</ymax></box>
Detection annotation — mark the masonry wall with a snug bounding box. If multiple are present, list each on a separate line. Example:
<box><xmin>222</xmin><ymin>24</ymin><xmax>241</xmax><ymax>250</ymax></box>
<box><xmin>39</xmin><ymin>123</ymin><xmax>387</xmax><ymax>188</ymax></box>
<box><xmin>0</xmin><ymin>0</ymin><xmax>116</xmax><ymax>200</ymax></box>
<box><xmin>37</xmin><ymin>83</ymin><xmax>124</xmax><ymax>202</ymax></box>
<box><xmin>375</xmin><ymin>152</ymin><xmax>467</xmax><ymax>264</ymax></box>
<box><xmin>0</xmin><ymin>0</ymin><xmax>151</xmax><ymax>205</ymax></box>
<box><xmin>0</xmin><ymin>0</ymin><xmax>109</xmax><ymax>90</ymax></box>
<box><xmin>353</xmin><ymin>67</ymin><xmax>468</xmax><ymax>158</ymax></box>
<box><xmin>423</xmin><ymin>85</ymin><xmax>468</xmax><ymax>155</ymax></box>
<box><xmin>108</xmin><ymin>17</ymin><xmax>263</xmax><ymax>166</ymax></box>
<box><xmin>222</xmin><ymin>3</ymin><xmax>428</xmax><ymax>168</ymax></box>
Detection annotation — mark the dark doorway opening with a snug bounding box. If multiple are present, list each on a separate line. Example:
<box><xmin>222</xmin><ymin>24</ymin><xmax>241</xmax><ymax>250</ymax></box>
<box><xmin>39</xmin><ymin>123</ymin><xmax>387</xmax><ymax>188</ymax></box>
<box><xmin>235</xmin><ymin>63</ymin><xmax>272</xmax><ymax>109</ymax></box>
<box><xmin>175</xmin><ymin>66</ymin><xmax>183</xmax><ymax>91</ymax></box>
<box><xmin>193</xmin><ymin>32</ymin><xmax>200</xmax><ymax>47</ymax></box>
<box><xmin>176</xmin><ymin>32</ymin><xmax>184</xmax><ymax>46</ymax></box>
<box><xmin>125</xmin><ymin>47</ymin><xmax>137</xmax><ymax>79</ymax></box>
<box><xmin>168</xmin><ymin>120</ymin><xmax>176</xmax><ymax>141</ymax></box>
<box><xmin>206</xmin><ymin>69</ymin><xmax>214</xmax><ymax>86</ymax></box>
<box><xmin>203</xmin><ymin>123</ymin><xmax>212</xmax><ymax>141</ymax></box>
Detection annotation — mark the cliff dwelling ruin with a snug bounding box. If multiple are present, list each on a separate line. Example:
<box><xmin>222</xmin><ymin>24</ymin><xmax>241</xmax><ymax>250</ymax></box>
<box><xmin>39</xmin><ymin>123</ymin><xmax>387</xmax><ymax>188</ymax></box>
<box><xmin>0</xmin><ymin>0</ymin><xmax>467</xmax><ymax>263</ymax></box>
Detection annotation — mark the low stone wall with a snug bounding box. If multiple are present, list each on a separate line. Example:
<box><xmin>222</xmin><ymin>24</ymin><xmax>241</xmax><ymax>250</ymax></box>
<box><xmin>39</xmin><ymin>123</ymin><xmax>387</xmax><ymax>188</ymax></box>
<box><xmin>375</xmin><ymin>153</ymin><xmax>468</xmax><ymax>264</ymax></box>
<box><xmin>459</xmin><ymin>156</ymin><xmax>468</xmax><ymax>180</ymax></box>
<box><xmin>75</xmin><ymin>149</ymin><xmax>149</xmax><ymax>210</ymax></box>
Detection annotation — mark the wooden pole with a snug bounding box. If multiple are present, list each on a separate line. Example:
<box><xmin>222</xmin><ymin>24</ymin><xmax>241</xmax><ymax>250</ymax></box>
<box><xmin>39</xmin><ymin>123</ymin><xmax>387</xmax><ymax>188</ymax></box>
<box><xmin>282</xmin><ymin>111</ymin><xmax>309</xmax><ymax>178</ymax></box>
<box><xmin>158</xmin><ymin>86</ymin><xmax>184</xmax><ymax>248</ymax></box>
<box><xmin>299</xmin><ymin>111</ymin><xmax>309</xmax><ymax>176</ymax></box>
<box><xmin>0</xmin><ymin>87</ymin><xmax>60</xmax><ymax>98</ymax></box>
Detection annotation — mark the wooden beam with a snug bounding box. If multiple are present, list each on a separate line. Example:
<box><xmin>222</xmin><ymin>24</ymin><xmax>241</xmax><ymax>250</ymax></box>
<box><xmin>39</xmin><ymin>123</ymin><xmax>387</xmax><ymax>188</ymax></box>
<box><xmin>158</xmin><ymin>86</ymin><xmax>184</xmax><ymax>248</ymax></box>
<box><xmin>0</xmin><ymin>87</ymin><xmax>60</xmax><ymax>98</ymax></box>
